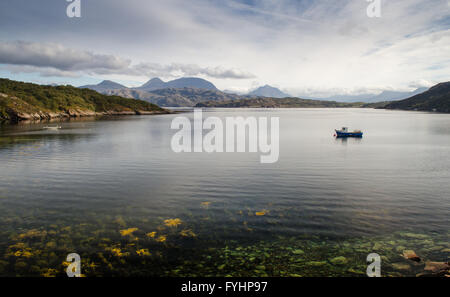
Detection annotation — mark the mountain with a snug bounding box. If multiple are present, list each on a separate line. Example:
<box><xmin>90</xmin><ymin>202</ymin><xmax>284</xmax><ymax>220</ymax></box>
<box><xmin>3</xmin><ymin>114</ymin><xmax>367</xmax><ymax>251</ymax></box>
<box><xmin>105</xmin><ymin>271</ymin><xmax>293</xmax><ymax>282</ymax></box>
<box><xmin>368</xmin><ymin>88</ymin><xmax>428</xmax><ymax>102</ymax></box>
<box><xmin>196</xmin><ymin>97</ymin><xmax>363</xmax><ymax>108</ymax></box>
<box><xmin>104</xmin><ymin>87</ymin><xmax>243</xmax><ymax>107</ymax></box>
<box><xmin>382</xmin><ymin>82</ymin><xmax>450</xmax><ymax>112</ymax></box>
<box><xmin>313</xmin><ymin>87</ymin><xmax>429</xmax><ymax>103</ymax></box>
<box><xmin>249</xmin><ymin>85</ymin><xmax>290</xmax><ymax>98</ymax></box>
<box><xmin>135</xmin><ymin>77</ymin><xmax>218</xmax><ymax>91</ymax></box>
<box><xmin>137</xmin><ymin>78</ymin><xmax>167</xmax><ymax>91</ymax></box>
<box><xmin>0</xmin><ymin>78</ymin><xmax>168</xmax><ymax>122</ymax></box>
<box><xmin>80</xmin><ymin>80</ymin><xmax>127</xmax><ymax>92</ymax></box>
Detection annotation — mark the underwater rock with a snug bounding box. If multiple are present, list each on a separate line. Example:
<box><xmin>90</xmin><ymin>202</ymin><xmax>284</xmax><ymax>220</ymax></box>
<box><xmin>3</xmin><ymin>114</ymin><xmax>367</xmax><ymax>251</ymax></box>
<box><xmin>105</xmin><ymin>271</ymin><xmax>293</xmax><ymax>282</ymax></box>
<box><xmin>402</xmin><ymin>250</ymin><xmax>421</xmax><ymax>262</ymax></box>
<box><xmin>307</xmin><ymin>261</ymin><xmax>327</xmax><ymax>267</ymax></box>
<box><xmin>292</xmin><ymin>249</ymin><xmax>304</xmax><ymax>255</ymax></box>
<box><xmin>395</xmin><ymin>246</ymin><xmax>406</xmax><ymax>252</ymax></box>
<box><xmin>426</xmin><ymin>246</ymin><xmax>444</xmax><ymax>252</ymax></box>
<box><xmin>391</xmin><ymin>263</ymin><xmax>411</xmax><ymax>271</ymax></box>
<box><xmin>424</xmin><ymin>261</ymin><xmax>449</xmax><ymax>274</ymax></box>
<box><xmin>330</xmin><ymin>256</ymin><xmax>347</xmax><ymax>265</ymax></box>
<box><xmin>373</xmin><ymin>242</ymin><xmax>383</xmax><ymax>250</ymax></box>
<box><xmin>402</xmin><ymin>233</ymin><xmax>428</xmax><ymax>239</ymax></box>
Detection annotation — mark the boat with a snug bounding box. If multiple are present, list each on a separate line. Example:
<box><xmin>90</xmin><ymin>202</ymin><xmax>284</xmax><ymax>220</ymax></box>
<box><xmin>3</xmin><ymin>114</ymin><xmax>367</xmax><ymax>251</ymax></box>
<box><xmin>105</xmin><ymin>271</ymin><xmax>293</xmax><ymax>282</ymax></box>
<box><xmin>335</xmin><ymin>127</ymin><xmax>363</xmax><ymax>138</ymax></box>
<box><xmin>43</xmin><ymin>125</ymin><xmax>62</xmax><ymax>130</ymax></box>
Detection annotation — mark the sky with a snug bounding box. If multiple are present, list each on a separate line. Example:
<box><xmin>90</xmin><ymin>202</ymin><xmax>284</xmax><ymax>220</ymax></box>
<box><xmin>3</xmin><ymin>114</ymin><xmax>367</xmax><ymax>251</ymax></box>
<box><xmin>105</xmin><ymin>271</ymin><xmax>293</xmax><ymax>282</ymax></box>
<box><xmin>0</xmin><ymin>0</ymin><xmax>449</xmax><ymax>97</ymax></box>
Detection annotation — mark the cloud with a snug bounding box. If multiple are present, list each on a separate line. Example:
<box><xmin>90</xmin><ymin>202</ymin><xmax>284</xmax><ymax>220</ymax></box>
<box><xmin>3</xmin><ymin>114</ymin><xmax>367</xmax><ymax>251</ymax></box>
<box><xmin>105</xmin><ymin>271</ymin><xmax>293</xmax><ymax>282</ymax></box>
<box><xmin>0</xmin><ymin>40</ymin><xmax>255</xmax><ymax>80</ymax></box>
<box><xmin>0</xmin><ymin>41</ymin><xmax>130</xmax><ymax>73</ymax></box>
<box><xmin>6</xmin><ymin>65</ymin><xmax>81</xmax><ymax>78</ymax></box>
<box><xmin>131</xmin><ymin>63</ymin><xmax>255</xmax><ymax>79</ymax></box>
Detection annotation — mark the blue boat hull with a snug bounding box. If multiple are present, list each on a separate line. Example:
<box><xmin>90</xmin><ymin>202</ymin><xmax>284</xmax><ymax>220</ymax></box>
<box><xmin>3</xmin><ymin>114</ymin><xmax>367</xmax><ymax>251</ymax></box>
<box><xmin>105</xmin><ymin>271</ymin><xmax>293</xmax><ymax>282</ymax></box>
<box><xmin>336</xmin><ymin>131</ymin><xmax>363</xmax><ymax>138</ymax></box>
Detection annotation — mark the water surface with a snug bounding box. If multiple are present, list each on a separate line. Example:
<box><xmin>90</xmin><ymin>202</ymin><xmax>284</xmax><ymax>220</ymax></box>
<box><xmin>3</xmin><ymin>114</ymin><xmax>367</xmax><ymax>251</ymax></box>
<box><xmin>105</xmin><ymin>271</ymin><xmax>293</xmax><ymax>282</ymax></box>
<box><xmin>0</xmin><ymin>109</ymin><xmax>448</xmax><ymax>276</ymax></box>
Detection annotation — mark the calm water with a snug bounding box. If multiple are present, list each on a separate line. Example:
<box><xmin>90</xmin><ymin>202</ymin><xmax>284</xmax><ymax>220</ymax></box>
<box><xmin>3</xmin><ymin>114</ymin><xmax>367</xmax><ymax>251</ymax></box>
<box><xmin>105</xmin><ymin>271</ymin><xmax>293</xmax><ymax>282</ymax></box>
<box><xmin>0</xmin><ymin>108</ymin><xmax>449</xmax><ymax>277</ymax></box>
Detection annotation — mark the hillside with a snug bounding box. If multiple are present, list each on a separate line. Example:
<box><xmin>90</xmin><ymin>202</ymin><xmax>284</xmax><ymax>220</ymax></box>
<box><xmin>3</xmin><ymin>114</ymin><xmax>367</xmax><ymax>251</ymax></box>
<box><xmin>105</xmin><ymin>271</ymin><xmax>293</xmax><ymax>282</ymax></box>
<box><xmin>0</xmin><ymin>78</ymin><xmax>168</xmax><ymax>122</ymax></box>
<box><xmin>382</xmin><ymin>82</ymin><xmax>450</xmax><ymax>112</ymax></box>
<box><xmin>196</xmin><ymin>97</ymin><xmax>363</xmax><ymax>108</ymax></box>
<box><xmin>104</xmin><ymin>87</ymin><xmax>243</xmax><ymax>107</ymax></box>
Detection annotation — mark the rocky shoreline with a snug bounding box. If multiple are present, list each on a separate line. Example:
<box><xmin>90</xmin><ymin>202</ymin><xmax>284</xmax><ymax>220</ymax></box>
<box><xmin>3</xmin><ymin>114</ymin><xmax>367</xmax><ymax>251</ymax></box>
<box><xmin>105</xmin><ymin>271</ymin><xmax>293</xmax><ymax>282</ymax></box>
<box><xmin>5</xmin><ymin>108</ymin><xmax>170</xmax><ymax>122</ymax></box>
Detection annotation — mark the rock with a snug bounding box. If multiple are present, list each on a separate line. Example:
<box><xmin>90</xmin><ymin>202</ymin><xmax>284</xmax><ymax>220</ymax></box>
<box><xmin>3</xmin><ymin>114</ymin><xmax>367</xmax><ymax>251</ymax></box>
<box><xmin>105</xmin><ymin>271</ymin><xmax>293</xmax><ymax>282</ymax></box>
<box><xmin>395</xmin><ymin>246</ymin><xmax>406</xmax><ymax>252</ymax></box>
<box><xmin>330</xmin><ymin>256</ymin><xmax>348</xmax><ymax>265</ymax></box>
<box><xmin>402</xmin><ymin>233</ymin><xmax>428</xmax><ymax>239</ymax></box>
<box><xmin>424</xmin><ymin>261</ymin><xmax>449</xmax><ymax>273</ymax></box>
<box><xmin>373</xmin><ymin>242</ymin><xmax>383</xmax><ymax>250</ymax></box>
<box><xmin>292</xmin><ymin>249</ymin><xmax>304</xmax><ymax>255</ymax></box>
<box><xmin>426</xmin><ymin>246</ymin><xmax>444</xmax><ymax>252</ymax></box>
<box><xmin>402</xmin><ymin>250</ymin><xmax>421</xmax><ymax>262</ymax></box>
<box><xmin>392</xmin><ymin>263</ymin><xmax>411</xmax><ymax>271</ymax></box>
<box><xmin>307</xmin><ymin>261</ymin><xmax>327</xmax><ymax>267</ymax></box>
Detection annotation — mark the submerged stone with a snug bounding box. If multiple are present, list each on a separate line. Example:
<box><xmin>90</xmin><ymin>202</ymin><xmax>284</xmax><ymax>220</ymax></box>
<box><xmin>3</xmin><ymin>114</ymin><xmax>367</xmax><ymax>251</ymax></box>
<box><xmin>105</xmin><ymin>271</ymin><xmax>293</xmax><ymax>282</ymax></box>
<box><xmin>424</xmin><ymin>261</ymin><xmax>449</xmax><ymax>274</ymax></box>
<box><xmin>330</xmin><ymin>256</ymin><xmax>347</xmax><ymax>265</ymax></box>
<box><xmin>402</xmin><ymin>250</ymin><xmax>421</xmax><ymax>262</ymax></box>
<box><xmin>402</xmin><ymin>233</ymin><xmax>428</xmax><ymax>239</ymax></box>
<box><xmin>392</xmin><ymin>263</ymin><xmax>411</xmax><ymax>271</ymax></box>
<box><xmin>292</xmin><ymin>249</ymin><xmax>304</xmax><ymax>255</ymax></box>
<box><xmin>307</xmin><ymin>261</ymin><xmax>327</xmax><ymax>267</ymax></box>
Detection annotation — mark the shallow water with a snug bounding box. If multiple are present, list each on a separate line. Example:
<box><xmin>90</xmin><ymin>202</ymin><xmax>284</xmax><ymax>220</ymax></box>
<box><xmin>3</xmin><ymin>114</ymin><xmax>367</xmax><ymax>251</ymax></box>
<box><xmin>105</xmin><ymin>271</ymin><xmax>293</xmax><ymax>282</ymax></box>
<box><xmin>0</xmin><ymin>108</ymin><xmax>448</xmax><ymax>277</ymax></box>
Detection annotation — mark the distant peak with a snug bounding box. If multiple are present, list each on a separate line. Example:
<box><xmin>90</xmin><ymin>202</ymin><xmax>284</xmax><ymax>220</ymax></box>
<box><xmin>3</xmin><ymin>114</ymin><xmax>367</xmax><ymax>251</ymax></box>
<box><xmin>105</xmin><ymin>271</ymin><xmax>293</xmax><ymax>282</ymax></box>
<box><xmin>148</xmin><ymin>77</ymin><xmax>164</xmax><ymax>82</ymax></box>
<box><xmin>99</xmin><ymin>80</ymin><xmax>115</xmax><ymax>85</ymax></box>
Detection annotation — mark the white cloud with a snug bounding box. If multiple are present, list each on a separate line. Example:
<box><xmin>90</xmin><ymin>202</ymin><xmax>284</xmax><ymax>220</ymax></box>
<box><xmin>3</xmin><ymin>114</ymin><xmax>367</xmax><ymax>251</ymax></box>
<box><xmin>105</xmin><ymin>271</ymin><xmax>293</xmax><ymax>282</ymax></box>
<box><xmin>0</xmin><ymin>40</ymin><xmax>255</xmax><ymax>80</ymax></box>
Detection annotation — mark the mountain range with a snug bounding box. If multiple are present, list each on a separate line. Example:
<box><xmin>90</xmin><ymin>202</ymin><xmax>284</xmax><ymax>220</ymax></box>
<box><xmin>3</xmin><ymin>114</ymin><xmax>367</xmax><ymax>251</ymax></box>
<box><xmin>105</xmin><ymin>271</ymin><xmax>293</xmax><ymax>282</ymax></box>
<box><xmin>103</xmin><ymin>87</ymin><xmax>244</xmax><ymax>107</ymax></box>
<box><xmin>310</xmin><ymin>87</ymin><xmax>429</xmax><ymax>103</ymax></box>
<box><xmin>79</xmin><ymin>77</ymin><xmax>440</xmax><ymax>108</ymax></box>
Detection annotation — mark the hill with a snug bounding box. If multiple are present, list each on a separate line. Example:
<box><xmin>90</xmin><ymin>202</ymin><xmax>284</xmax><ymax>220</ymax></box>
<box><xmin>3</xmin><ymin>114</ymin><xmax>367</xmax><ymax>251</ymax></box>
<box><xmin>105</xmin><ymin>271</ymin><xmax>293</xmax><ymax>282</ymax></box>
<box><xmin>79</xmin><ymin>80</ymin><xmax>127</xmax><ymax>92</ymax></box>
<box><xmin>196</xmin><ymin>97</ymin><xmax>363</xmax><ymax>108</ymax></box>
<box><xmin>382</xmin><ymin>82</ymin><xmax>450</xmax><ymax>112</ymax></box>
<box><xmin>135</xmin><ymin>77</ymin><xmax>218</xmax><ymax>91</ymax></box>
<box><xmin>104</xmin><ymin>87</ymin><xmax>243</xmax><ymax>107</ymax></box>
<box><xmin>248</xmin><ymin>85</ymin><xmax>291</xmax><ymax>98</ymax></box>
<box><xmin>0</xmin><ymin>78</ymin><xmax>168</xmax><ymax>122</ymax></box>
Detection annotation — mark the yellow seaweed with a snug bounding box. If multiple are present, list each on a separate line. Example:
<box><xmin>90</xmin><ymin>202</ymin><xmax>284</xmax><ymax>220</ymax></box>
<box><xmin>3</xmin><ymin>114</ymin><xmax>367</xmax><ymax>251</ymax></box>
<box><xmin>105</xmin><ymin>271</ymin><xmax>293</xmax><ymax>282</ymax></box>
<box><xmin>180</xmin><ymin>229</ymin><xmax>197</xmax><ymax>238</ymax></box>
<box><xmin>146</xmin><ymin>232</ymin><xmax>157</xmax><ymax>238</ymax></box>
<box><xmin>136</xmin><ymin>249</ymin><xmax>151</xmax><ymax>256</ymax></box>
<box><xmin>119</xmin><ymin>228</ymin><xmax>138</xmax><ymax>236</ymax></box>
<box><xmin>41</xmin><ymin>268</ymin><xmax>58</xmax><ymax>278</ymax></box>
<box><xmin>111</xmin><ymin>248</ymin><xmax>128</xmax><ymax>257</ymax></box>
<box><xmin>201</xmin><ymin>202</ymin><xmax>211</xmax><ymax>209</ymax></box>
<box><xmin>156</xmin><ymin>235</ymin><xmax>167</xmax><ymax>243</ymax></box>
<box><xmin>255</xmin><ymin>210</ymin><xmax>269</xmax><ymax>216</ymax></box>
<box><xmin>164</xmin><ymin>219</ymin><xmax>182</xmax><ymax>227</ymax></box>
<box><xmin>18</xmin><ymin>229</ymin><xmax>47</xmax><ymax>239</ymax></box>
